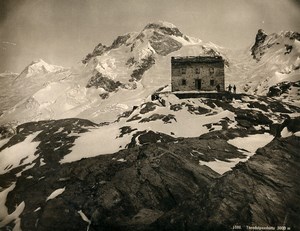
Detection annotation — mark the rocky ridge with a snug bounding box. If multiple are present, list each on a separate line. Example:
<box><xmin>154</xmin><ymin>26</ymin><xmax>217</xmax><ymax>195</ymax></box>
<box><xmin>251</xmin><ymin>29</ymin><xmax>300</xmax><ymax>62</ymax></box>
<box><xmin>226</xmin><ymin>29</ymin><xmax>300</xmax><ymax>99</ymax></box>
<box><xmin>80</xmin><ymin>21</ymin><xmax>219</xmax><ymax>90</ymax></box>
<box><xmin>0</xmin><ymin>94</ymin><xmax>299</xmax><ymax>230</ymax></box>
<box><xmin>3</xmin><ymin>22</ymin><xmax>299</xmax><ymax>126</ymax></box>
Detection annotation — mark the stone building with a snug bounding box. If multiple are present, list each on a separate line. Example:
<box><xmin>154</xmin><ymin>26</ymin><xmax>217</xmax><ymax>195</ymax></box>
<box><xmin>171</xmin><ymin>56</ymin><xmax>225</xmax><ymax>92</ymax></box>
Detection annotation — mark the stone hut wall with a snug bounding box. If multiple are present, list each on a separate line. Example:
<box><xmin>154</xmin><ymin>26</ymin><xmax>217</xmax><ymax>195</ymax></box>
<box><xmin>171</xmin><ymin>56</ymin><xmax>225</xmax><ymax>92</ymax></box>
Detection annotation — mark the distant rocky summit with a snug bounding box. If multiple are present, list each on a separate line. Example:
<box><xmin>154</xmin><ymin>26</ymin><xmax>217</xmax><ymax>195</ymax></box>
<box><xmin>251</xmin><ymin>29</ymin><xmax>268</xmax><ymax>61</ymax></box>
<box><xmin>251</xmin><ymin>29</ymin><xmax>300</xmax><ymax>61</ymax></box>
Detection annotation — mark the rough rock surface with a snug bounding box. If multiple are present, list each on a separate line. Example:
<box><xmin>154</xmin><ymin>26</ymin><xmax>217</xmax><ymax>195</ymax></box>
<box><xmin>251</xmin><ymin>29</ymin><xmax>268</xmax><ymax>61</ymax></box>
<box><xmin>82</xmin><ymin>34</ymin><xmax>132</xmax><ymax>64</ymax></box>
<box><xmin>267</xmin><ymin>81</ymin><xmax>300</xmax><ymax>97</ymax></box>
<box><xmin>1</xmin><ymin>96</ymin><xmax>300</xmax><ymax>230</ymax></box>
<box><xmin>149</xmin><ymin>31</ymin><xmax>182</xmax><ymax>56</ymax></box>
<box><xmin>86</xmin><ymin>72</ymin><xmax>123</xmax><ymax>91</ymax></box>
<box><xmin>82</xmin><ymin>43</ymin><xmax>108</xmax><ymax>64</ymax></box>
<box><xmin>251</xmin><ymin>29</ymin><xmax>300</xmax><ymax>61</ymax></box>
<box><xmin>130</xmin><ymin>55</ymin><xmax>155</xmax><ymax>81</ymax></box>
<box><xmin>152</xmin><ymin>118</ymin><xmax>300</xmax><ymax>231</ymax></box>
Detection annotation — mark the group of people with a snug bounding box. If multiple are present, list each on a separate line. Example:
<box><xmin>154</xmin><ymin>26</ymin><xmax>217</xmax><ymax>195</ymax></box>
<box><xmin>227</xmin><ymin>84</ymin><xmax>236</xmax><ymax>93</ymax></box>
<box><xmin>216</xmin><ymin>84</ymin><xmax>237</xmax><ymax>93</ymax></box>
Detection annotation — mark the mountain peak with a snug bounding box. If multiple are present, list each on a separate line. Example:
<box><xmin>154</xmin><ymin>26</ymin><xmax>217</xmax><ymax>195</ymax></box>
<box><xmin>30</xmin><ymin>58</ymin><xmax>47</xmax><ymax>65</ymax></box>
<box><xmin>17</xmin><ymin>59</ymin><xmax>66</xmax><ymax>78</ymax></box>
<box><xmin>144</xmin><ymin>21</ymin><xmax>177</xmax><ymax>30</ymax></box>
<box><xmin>142</xmin><ymin>21</ymin><xmax>183</xmax><ymax>37</ymax></box>
<box><xmin>251</xmin><ymin>29</ymin><xmax>300</xmax><ymax>61</ymax></box>
<box><xmin>82</xmin><ymin>21</ymin><xmax>189</xmax><ymax>64</ymax></box>
<box><xmin>250</xmin><ymin>29</ymin><xmax>268</xmax><ymax>60</ymax></box>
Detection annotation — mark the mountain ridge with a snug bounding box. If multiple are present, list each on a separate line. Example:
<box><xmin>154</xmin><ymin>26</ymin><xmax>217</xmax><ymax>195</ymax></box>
<box><xmin>0</xmin><ymin>21</ymin><xmax>300</xmax><ymax>230</ymax></box>
<box><xmin>16</xmin><ymin>59</ymin><xmax>67</xmax><ymax>79</ymax></box>
<box><xmin>0</xmin><ymin>21</ymin><xmax>228</xmax><ymax>125</ymax></box>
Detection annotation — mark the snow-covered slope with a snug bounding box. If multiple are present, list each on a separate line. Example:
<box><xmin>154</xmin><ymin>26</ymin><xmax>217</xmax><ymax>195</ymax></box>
<box><xmin>17</xmin><ymin>59</ymin><xmax>67</xmax><ymax>79</ymax></box>
<box><xmin>0</xmin><ymin>21</ymin><xmax>226</xmax><ymax>125</ymax></box>
<box><xmin>1</xmin><ymin>92</ymin><xmax>298</xmax><ymax>175</ymax></box>
<box><xmin>0</xmin><ymin>60</ymin><xmax>70</xmax><ymax>123</ymax></box>
<box><xmin>1</xmin><ymin>22</ymin><xmax>300</xmax><ymax>231</ymax></box>
<box><xmin>226</xmin><ymin>30</ymin><xmax>300</xmax><ymax>101</ymax></box>
<box><xmin>0</xmin><ymin>24</ymin><xmax>299</xmax><ymax>126</ymax></box>
<box><xmin>0</xmin><ymin>73</ymin><xmax>19</xmax><ymax>115</ymax></box>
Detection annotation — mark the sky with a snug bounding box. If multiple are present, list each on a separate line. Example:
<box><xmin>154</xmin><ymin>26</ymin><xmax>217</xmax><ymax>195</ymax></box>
<box><xmin>0</xmin><ymin>0</ymin><xmax>299</xmax><ymax>73</ymax></box>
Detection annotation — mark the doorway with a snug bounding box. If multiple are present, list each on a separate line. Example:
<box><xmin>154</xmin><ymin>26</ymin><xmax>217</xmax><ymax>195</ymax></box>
<box><xmin>195</xmin><ymin>79</ymin><xmax>201</xmax><ymax>90</ymax></box>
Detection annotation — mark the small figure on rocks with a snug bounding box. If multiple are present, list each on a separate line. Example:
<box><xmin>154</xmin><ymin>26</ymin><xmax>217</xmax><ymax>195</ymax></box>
<box><xmin>233</xmin><ymin>85</ymin><xmax>236</xmax><ymax>94</ymax></box>
<box><xmin>227</xmin><ymin>84</ymin><xmax>232</xmax><ymax>93</ymax></box>
<box><xmin>216</xmin><ymin>84</ymin><xmax>220</xmax><ymax>92</ymax></box>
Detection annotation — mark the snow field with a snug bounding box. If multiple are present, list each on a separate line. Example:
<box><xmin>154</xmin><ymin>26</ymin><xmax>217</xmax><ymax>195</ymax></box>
<box><xmin>0</xmin><ymin>131</ymin><xmax>41</xmax><ymax>175</ymax></box>
<box><xmin>61</xmin><ymin>95</ymin><xmax>237</xmax><ymax>163</ymax></box>
<box><xmin>199</xmin><ymin>133</ymin><xmax>274</xmax><ymax>174</ymax></box>
<box><xmin>0</xmin><ymin>183</ymin><xmax>25</xmax><ymax>231</ymax></box>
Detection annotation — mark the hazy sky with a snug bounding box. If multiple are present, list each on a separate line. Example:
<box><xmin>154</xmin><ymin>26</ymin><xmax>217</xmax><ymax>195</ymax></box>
<box><xmin>0</xmin><ymin>0</ymin><xmax>299</xmax><ymax>73</ymax></box>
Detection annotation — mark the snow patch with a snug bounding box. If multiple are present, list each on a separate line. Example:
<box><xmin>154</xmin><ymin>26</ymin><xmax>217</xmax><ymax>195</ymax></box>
<box><xmin>78</xmin><ymin>210</ymin><xmax>91</xmax><ymax>231</ymax></box>
<box><xmin>46</xmin><ymin>187</ymin><xmax>65</xmax><ymax>201</ymax></box>
<box><xmin>0</xmin><ymin>131</ymin><xmax>41</xmax><ymax>174</ymax></box>
<box><xmin>199</xmin><ymin>158</ymin><xmax>243</xmax><ymax>175</ymax></box>
<box><xmin>0</xmin><ymin>187</ymin><xmax>25</xmax><ymax>230</ymax></box>
<box><xmin>227</xmin><ymin>133</ymin><xmax>274</xmax><ymax>153</ymax></box>
<box><xmin>0</xmin><ymin>183</ymin><xmax>16</xmax><ymax>221</ymax></box>
<box><xmin>200</xmin><ymin>133</ymin><xmax>274</xmax><ymax>174</ymax></box>
<box><xmin>60</xmin><ymin>123</ymin><xmax>132</xmax><ymax>163</ymax></box>
<box><xmin>0</xmin><ymin>138</ymin><xmax>10</xmax><ymax>149</ymax></box>
<box><xmin>34</xmin><ymin>207</ymin><xmax>41</xmax><ymax>212</ymax></box>
<box><xmin>16</xmin><ymin>163</ymin><xmax>35</xmax><ymax>177</ymax></box>
<box><xmin>281</xmin><ymin>127</ymin><xmax>293</xmax><ymax>138</ymax></box>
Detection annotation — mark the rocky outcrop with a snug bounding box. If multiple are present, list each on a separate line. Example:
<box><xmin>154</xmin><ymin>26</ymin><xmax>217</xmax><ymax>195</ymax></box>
<box><xmin>82</xmin><ymin>43</ymin><xmax>108</xmax><ymax>64</ymax></box>
<box><xmin>251</xmin><ymin>29</ymin><xmax>300</xmax><ymax>61</ymax></box>
<box><xmin>285</xmin><ymin>31</ymin><xmax>300</xmax><ymax>41</ymax></box>
<box><xmin>3</xmin><ymin>128</ymin><xmax>232</xmax><ymax>230</ymax></box>
<box><xmin>251</xmin><ymin>29</ymin><xmax>268</xmax><ymax>61</ymax></box>
<box><xmin>110</xmin><ymin>34</ymin><xmax>132</xmax><ymax>49</ymax></box>
<box><xmin>2</xmin><ymin>118</ymin><xmax>299</xmax><ymax>230</ymax></box>
<box><xmin>82</xmin><ymin>21</ymin><xmax>188</xmax><ymax>65</ymax></box>
<box><xmin>152</xmin><ymin>122</ymin><xmax>300</xmax><ymax>230</ymax></box>
<box><xmin>267</xmin><ymin>81</ymin><xmax>300</xmax><ymax>97</ymax></box>
<box><xmin>143</xmin><ymin>22</ymin><xmax>184</xmax><ymax>37</ymax></box>
<box><xmin>1</xmin><ymin>96</ymin><xmax>300</xmax><ymax>230</ymax></box>
<box><xmin>149</xmin><ymin>31</ymin><xmax>182</xmax><ymax>56</ymax></box>
<box><xmin>0</xmin><ymin>124</ymin><xmax>16</xmax><ymax>139</ymax></box>
<box><xmin>130</xmin><ymin>55</ymin><xmax>155</xmax><ymax>81</ymax></box>
<box><xmin>86</xmin><ymin>72</ymin><xmax>123</xmax><ymax>91</ymax></box>
<box><xmin>150</xmin><ymin>33</ymin><xmax>182</xmax><ymax>56</ymax></box>
<box><xmin>82</xmin><ymin>34</ymin><xmax>132</xmax><ymax>64</ymax></box>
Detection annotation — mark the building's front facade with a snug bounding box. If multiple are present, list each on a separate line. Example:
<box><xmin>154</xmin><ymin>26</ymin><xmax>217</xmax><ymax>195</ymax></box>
<box><xmin>171</xmin><ymin>56</ymin><xmax>225</xmax><ymax>92</ymax></box>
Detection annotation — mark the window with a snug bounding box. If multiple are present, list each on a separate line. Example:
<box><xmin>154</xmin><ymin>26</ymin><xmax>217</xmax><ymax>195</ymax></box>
<box><xmin>209</xmin><ymin>67</ymin><xmax>214</xmax><ymax>75</ymax></box>
<box><xmin>181</xmin><ymin>68</ymin><xmax>186</xmax><ymax>74</ymax></box>
<box><xmin>210</xmin><ymin>80</ymin><xmax>215</xmax><ymax>86</ymax></box>
<box><xmin>195</xmin><ymin>67</ymin><xmax>200</xmax><ymax>74</ymax></box>
<box><xmin>182</xmin><ymin>79</ymin><xmax>187</xmax><ymax>85</ymax></box>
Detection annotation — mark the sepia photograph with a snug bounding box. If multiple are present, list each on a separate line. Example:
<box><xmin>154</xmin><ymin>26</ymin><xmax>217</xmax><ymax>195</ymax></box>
<box><xmin>0</xmin><ymin>0</ymin><xmax>299</xmax><ymax>230</ymax></box>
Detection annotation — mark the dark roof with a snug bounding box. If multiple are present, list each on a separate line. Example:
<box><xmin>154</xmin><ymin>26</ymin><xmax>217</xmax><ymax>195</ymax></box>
<box><xmin>171</xmin><ymin>56</ymin><xmax>224</xmax><ymax>63</ymax></box>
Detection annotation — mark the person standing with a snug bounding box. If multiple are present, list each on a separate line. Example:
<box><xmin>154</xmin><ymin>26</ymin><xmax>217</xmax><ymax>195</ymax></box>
<box><xmin>227</xmin><ymin>84</ymin><xmax>232</xmax><ymax>93</ymax></box>
<box><xmin>233</xmin><ymin>85</ymin><xmax>236</xmax><ymax>94</ymax></box>
<box><xmin>216</xmin><ymin>84</ymin><xmax>220</xmax><ymax>92</ymax></box>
